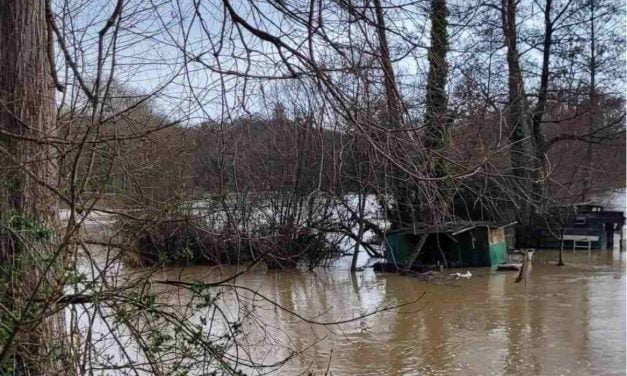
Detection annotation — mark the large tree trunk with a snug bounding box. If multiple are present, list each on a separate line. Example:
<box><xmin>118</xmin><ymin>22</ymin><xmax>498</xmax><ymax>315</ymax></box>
<box><xmin>424</xmin><ymin>0</ymin><xmax>450</xmax><ymax>224</ymax></box>
<box><xmin>530</xmin><ymin>0</ymin><xmax>554</xmax><ymax>207</ymax></box>
<box><xmin>501</xmin><ymin>0</ymin><xmax>536</xmax><ymax>220</ymax></box>
<box><xmin>373</xmin><ymin>0</ymin><xmax>413</xmax><ymax>228</ymax></box>
<box><xmin>424</xmin><ymin>0</ymin><xmax>449</xmax><ymax>150</ymax></box>
<box><xmin>0</xmin><ymin>1</ymin><xmax>58</xmax><ymax>219</ymax></box>
<box><xmin>0</xmin><ymin>0</ymin><xmax>63</xmax><ymax>373</ymax></box>
<box><xmin>580</xmin><ymin>0</ymin><xmax>597</xmax><ymax>202</ymax></box>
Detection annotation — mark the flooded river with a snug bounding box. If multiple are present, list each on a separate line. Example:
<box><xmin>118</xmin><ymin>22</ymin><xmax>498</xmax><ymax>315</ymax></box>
<box><xmin>148</xmin><ymin>248</ymin><xmax>625</xmax><ymax>375</ymax></box>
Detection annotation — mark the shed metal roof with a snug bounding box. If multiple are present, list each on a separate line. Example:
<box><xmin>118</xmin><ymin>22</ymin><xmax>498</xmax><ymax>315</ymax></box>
<box><xmin>389</xmin><ymin>221</ymin><xmax>517</xmax><ymax>236</ymax></box>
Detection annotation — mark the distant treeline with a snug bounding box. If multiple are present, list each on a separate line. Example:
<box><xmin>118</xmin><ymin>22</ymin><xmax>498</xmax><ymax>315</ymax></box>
<box><xmin>66</xmin><ymin>96</ymin><xmax>625</xmax><ymax>212</ymax></box>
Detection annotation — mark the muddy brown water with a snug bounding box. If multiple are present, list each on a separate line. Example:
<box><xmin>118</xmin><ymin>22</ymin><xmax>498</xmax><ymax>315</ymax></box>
<box><xmin>146</xmin><ymin>248</ymin><xmax>626</xmax><ymax>376</ymax></box>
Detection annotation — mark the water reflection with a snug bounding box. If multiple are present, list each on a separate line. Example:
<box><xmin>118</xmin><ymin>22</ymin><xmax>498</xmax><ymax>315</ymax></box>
<box><xmin>149</xmin><ymin>249</ymin><xmax>624</xmax><ymax>375</ymax></box>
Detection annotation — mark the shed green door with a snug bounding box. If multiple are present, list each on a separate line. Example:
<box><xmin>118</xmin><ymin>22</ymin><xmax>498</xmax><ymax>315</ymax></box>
<box><xmin>488</xmin><ymin>228</ymin><xmax>508</xmax><ymax>266</ymax></box>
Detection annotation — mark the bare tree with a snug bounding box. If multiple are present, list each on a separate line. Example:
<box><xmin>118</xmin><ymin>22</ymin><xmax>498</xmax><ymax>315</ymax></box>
<box><xmin>0</xmin><ymin>0</ymin><xmax>623</xmax><ymax>374</ymax></box>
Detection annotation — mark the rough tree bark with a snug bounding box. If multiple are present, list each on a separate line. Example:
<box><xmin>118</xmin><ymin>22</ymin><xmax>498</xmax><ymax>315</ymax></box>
<box><xmin>501</xmin><ymin>0</ymin><xmax>534</xmax><ymax>181</ymax></box>
<box><xmin>501</xmin><ymin>0</ymin><xmax>538</xmax><ymax>225</ymax></box>
<box><xmin>424</xmin><ymin>0</ymin><xmax>450</xmax><ymax>224</ymax></box>
<box><xmin>529</xmin><ymin>0</ymin><xmax>556</xmax><ymax>207</ymax></box>
<box><xmin>500</xmin><ymin>0</ymin><xmax>545</xmax><ymax>249</ymax></box>
<box><xmin>373</xmin><ymin>0</ymin><xmax>401</xmax><ymax>118</ymax></box>
<box><xmin>0</xmin><ymin>0</ymin><xmax>63</xmax><ymax>373</ymax></box>
<box><xmin>580</xmin><ymin>0</ymin><xmax>597</xmax><ymax>202</ymax></box>
<box><xmin>372</xmin><ymin>0</ymin><xmax>413</xmax><ymax>228</ymax></box>
<box><xmin>0</xmin><ymin>1</ymin><xmax>58</xmax><ymax>220</ymax></box>
<box><xmin>424</xmin><ymin>0</ymin><xmax>449</xmax><ymax>150</ymax></box>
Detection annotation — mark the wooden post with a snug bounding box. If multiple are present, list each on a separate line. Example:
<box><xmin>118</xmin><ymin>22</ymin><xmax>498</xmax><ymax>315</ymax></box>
<box><xmin>558</xmin><ymin>230</ymin><xmax>565</xmax><ymax>266</ymax></box>
<box><xmin>401</xmin><ymin>234</ymin><xmax>428</xmax><ymax>274</ymax></box>
<box><xmin>515</xmin><ymin>249</ymin><xmax>529</xmax><ymax>283</ymax></box>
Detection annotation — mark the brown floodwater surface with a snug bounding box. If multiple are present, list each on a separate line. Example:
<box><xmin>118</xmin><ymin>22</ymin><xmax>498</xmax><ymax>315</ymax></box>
<box><xmin>150</xmin><ymin>249</ymin><xmax>626</xmax><ymax>375</ymax></box>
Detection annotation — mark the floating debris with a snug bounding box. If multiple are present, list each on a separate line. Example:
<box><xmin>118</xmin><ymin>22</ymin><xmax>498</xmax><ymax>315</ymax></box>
<box><xmin>450</xmin><ymin>271</ymin><xmax>473</xmax><ymax>279</ymax></box>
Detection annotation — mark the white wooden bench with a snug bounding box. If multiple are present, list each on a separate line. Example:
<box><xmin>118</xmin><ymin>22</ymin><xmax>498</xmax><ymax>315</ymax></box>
<box><xmin>561</xmin><ymin>235</ymin><xmax>599</xmax><ymax>252</ymax></box>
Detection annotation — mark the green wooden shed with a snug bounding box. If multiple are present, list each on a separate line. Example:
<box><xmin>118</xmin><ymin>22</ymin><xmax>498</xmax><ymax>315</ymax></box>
<box><xmin>382</xmin><ymin>221</ymin><xmax>515</xmax><ymax>269</ymax></box>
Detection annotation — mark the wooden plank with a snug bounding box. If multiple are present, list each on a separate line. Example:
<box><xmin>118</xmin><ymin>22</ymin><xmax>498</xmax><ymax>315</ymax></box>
<box><xmin>401</xmin><ymin>234</ymin><xmax>428</xmax><ymax>273</ymax></box>
<box><xmin>451</xmin><ymin>226</ymin><xmax>475</xmax><ymax>236</ymax></box>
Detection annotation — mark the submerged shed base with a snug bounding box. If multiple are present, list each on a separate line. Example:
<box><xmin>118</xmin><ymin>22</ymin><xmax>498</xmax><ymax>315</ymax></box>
<box><xmin>496</xmin><ymin>263</ymin><xmax>522</xmax><ymax>271</ymax></box>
